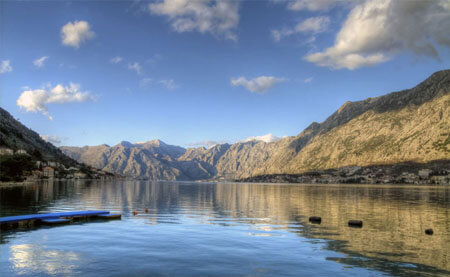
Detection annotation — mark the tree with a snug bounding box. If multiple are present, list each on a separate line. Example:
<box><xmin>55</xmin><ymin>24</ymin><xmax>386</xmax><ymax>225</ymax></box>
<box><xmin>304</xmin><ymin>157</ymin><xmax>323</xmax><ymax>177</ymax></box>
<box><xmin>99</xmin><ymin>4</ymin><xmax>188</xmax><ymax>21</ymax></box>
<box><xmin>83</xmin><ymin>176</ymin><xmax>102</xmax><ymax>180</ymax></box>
<box><xmin>0</xmin><ymin>154</ymin><xmax>35</xmax><ymax>182</ymax></box>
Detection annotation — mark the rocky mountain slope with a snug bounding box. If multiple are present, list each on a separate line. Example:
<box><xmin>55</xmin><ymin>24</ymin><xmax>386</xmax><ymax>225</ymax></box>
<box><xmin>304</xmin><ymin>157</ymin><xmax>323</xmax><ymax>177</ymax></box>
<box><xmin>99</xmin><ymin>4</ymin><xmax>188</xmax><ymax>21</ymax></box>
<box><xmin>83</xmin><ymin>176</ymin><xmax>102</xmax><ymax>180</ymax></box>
<box><xmin>253</xmin><ymin>69</ymin><xmax>450</xmax><ymax>176</ymax></box>
<box><xmin>61</xmin><ymin>140</ymin><xmax>190</xmax><ymax>180</ymax></box>
<box><xmin>61</xmin><ymin>70</ymin><xmax>450</xmax><ymax>180</ymax></box>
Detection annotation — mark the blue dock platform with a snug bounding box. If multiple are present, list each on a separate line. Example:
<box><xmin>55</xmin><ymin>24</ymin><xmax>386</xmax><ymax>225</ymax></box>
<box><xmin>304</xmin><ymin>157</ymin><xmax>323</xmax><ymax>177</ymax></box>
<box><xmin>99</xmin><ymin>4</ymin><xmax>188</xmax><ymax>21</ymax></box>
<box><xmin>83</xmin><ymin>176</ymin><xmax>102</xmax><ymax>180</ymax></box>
<box><xmin>0</xmin><ymin>210</ymin><xmax>121</xmax><ymax>229</ymax></box>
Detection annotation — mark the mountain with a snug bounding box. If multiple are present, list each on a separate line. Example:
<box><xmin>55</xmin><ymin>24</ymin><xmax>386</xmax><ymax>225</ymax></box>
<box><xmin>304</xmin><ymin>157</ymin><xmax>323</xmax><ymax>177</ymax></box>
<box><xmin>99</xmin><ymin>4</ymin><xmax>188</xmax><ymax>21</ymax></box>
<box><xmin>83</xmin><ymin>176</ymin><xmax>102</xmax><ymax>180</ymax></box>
<box><xmin>253</xmin><ymin>69</ymin><xmax>449</xmax><ymax>176</ymax></box>
<box><xmin>0</xmin><ymin>107</ymin><xmax>77</xmax><ymax>166</ymax></box>
<box><xmin>61</xmin><ymin>70</ymin><xmax>450</xmax><ymax>180</ymax></box>
<box><xmin>61</xmin><ymin>140</ymin><xmax>194</xmax><ymax>180</ymax></box>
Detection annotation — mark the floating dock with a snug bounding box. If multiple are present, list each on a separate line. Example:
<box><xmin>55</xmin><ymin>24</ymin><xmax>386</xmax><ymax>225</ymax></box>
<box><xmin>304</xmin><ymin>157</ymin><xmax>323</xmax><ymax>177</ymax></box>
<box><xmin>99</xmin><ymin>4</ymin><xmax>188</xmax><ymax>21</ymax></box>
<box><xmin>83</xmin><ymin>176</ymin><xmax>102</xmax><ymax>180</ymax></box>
<box><xmin>0</xmin><ymin>210</ymin><xmax>121</xmax><ymax>230</ymax></box>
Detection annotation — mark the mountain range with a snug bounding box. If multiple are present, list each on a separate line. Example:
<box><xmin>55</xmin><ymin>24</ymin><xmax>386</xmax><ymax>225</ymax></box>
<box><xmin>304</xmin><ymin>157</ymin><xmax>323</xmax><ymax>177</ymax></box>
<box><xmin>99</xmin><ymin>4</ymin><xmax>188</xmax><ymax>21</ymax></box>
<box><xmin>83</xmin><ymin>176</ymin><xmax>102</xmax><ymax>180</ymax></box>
<box><xmin>60</xmin><ymin>70</ymin><xmax>450</xmax><ymax>181</ymax></box>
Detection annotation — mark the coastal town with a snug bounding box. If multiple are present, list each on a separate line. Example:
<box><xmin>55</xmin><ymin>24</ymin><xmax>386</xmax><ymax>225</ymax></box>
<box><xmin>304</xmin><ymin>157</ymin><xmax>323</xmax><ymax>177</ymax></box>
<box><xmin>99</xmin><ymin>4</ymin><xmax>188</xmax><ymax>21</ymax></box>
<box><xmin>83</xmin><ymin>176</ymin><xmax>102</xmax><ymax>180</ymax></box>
<box><xmin>238</xmin><ymin>162</ymin><xmax>450</xmax><ymax>185</ymax></box>
<box><xmin>0</xmin><ymin>147</ymin><xmax>117</xmax><ymax>182</ymax></box>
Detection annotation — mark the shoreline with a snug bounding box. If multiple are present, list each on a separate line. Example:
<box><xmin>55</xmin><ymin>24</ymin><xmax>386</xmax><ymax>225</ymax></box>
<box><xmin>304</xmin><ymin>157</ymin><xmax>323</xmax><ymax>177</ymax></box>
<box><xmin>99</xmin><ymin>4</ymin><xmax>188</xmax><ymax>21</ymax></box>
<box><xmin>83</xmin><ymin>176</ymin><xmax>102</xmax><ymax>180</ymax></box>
<box><xmin>0</xmin><ymin>178</ymin><xmax>121</xmax><ymax>188</ymax></box>
<box><xmin>2</xmin><ymin>179</ymin><xmax>449</xmax><ymax>187</ymax></box>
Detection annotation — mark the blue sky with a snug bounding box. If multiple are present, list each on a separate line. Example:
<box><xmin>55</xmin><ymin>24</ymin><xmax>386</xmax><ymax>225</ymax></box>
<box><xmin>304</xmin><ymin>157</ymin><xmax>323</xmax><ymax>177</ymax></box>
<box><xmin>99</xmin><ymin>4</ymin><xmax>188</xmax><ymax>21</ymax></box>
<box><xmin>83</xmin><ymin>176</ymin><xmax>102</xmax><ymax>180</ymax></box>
<box><xmin>1</xmin><ymin>0</ymin><xmax>449</xmax><ymax>147</ymax></box>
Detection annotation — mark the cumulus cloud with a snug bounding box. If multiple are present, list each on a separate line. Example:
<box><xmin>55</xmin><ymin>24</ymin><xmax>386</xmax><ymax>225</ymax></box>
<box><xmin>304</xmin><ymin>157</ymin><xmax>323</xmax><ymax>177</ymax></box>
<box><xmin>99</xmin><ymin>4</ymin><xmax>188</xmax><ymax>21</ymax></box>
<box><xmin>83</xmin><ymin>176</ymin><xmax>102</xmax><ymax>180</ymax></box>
<box><xmin>33</xmin><ymin>56</ymin><xmax>49</xmax><ymax>68</ymax></box>
<box><xmin>231</xmin><ymin>76</ymin><xmax>285</xmax><ymax>93</ymax></box>
<box><xmin>61</xmin><ymin>21</ymin><xmax>95</xmax><ymax>48</ymax></box>
<box><xmin>159</xmin><ymin>79</ymin><xmax>177</xmax><ymax>90</ymax></box>
<box><xmin>305</xmin><ymin>0</ymin><xmax>450</xmax><ymax>70</ymax></box>
<box><xmin>0</xmin><ymin>60</ymin><xmax>12</xmax><ymax>74</ymax></box>
<box><xmin>272</xmin><ymin>16</ymin><xmax>330</xmax><ymax>41</ymax></box>
<box><xmin>148</xmin><ymin>0</ymin><xmax>240</xmax><ymax>40</ymax></box>
<box><xmin>128</xmin><ymin>62</ymin><xmax>142</xmax><ymax>75</ymax></box>
<box><xmin>16</xmin><ymin>83</ymin><xmax>94</xmax><ymax>120</ymax></box>
<box><xmin>243</xmin><ymin>134</ymin><xmax>283</xmax><ymax>143</ymax></box>
<box><xmin>40</xmin><ymin>135</ymin><xmax>65</xmax><ymax>145</ymax></box>
<box><xmin>110</xmin><ymin>56</ymin><xmax>123</xmax><ymax>64</ymax></box>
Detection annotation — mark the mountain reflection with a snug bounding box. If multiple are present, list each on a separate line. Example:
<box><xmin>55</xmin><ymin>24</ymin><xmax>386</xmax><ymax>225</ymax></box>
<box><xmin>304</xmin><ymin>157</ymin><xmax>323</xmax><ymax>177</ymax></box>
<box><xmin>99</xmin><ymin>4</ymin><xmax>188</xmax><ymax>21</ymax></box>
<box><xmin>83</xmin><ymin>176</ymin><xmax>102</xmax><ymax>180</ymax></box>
<box><xmin>1</xmin><ymin>180</ymin><xmax>449</xmax><ymax>275</ymax></box>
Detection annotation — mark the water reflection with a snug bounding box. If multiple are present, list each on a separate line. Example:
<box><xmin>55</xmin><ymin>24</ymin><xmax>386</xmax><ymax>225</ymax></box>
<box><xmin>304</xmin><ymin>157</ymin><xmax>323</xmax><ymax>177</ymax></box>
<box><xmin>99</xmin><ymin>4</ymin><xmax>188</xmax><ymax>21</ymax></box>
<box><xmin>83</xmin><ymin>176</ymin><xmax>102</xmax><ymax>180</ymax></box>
<box><xmin>9</xmin><ymin>244</ymin><xmax>82</xmax><ymax>276</ymax></box>
<box><xmin>1</xmin><ymin>180</ymin><xmax>449</xmax><ymax>276</ymax></box>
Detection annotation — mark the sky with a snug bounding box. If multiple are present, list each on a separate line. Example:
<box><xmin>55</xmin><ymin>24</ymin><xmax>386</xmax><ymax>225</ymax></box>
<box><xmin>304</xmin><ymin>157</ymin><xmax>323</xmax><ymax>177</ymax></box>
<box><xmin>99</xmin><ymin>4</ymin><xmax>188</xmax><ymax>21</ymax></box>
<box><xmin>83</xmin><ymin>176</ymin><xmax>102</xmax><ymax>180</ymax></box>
<box><xmin>0</xmin><ymin>0</ymin><xmax>449</xmax><ymax>148</ymax></box>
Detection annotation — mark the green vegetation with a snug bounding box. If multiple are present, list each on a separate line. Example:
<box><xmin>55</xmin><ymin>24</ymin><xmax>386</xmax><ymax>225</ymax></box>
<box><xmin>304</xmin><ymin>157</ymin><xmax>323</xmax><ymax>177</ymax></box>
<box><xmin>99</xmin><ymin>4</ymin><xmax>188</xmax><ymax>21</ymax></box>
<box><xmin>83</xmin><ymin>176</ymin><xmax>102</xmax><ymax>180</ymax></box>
<box><xmin>432</xmin><ymin>134</ymin><xmax>450</xmax><ymax>153</ymax></box>
<box><xmin>0</xmin><ymin>154</ymin><xmax>35</xmax><ymax>182</ymax></box>
<box><xmin>359</xmin><ymin>135</ymin><xmax>388</xmax><ymax>152</ymax></box>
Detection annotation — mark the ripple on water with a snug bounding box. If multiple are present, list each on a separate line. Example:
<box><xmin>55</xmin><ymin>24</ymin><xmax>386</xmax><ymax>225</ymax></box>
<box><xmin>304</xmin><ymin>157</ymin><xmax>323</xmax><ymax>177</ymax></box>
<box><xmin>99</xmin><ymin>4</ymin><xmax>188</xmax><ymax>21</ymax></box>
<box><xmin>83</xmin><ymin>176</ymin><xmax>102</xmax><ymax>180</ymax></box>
<box><xmin>0</xmin><ymin>181</ymin><xmax>449</xmax><ymax>276</ymax></box>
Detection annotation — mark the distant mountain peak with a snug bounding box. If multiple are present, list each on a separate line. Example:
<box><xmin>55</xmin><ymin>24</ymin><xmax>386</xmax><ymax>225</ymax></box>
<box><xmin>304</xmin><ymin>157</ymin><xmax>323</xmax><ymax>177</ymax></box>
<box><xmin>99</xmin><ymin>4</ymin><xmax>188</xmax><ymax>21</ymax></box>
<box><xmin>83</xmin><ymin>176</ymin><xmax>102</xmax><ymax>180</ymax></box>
<box><xmin>148</xmin><ymin>139</ymin><xmax>165</xmax><ymax>146</ymax></box>
<box><xmin>116</xmin><ymin>141</ymin><xmax>134</xmax><ymax>148</ymax></box>
<box><xmin>134</xmin><ymin>139</ymin><xmax>166</xmax><ymax>147</ymax></box>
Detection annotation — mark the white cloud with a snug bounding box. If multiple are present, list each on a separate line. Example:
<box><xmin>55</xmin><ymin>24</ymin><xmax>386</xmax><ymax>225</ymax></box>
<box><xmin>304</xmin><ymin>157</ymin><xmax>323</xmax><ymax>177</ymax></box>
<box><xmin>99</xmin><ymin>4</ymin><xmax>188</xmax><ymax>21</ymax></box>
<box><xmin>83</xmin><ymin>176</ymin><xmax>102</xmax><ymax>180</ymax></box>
<box><xmin>0</xmin><ymin>60</ymin><xmax>12</xmax><ymax>74</ymax></box>
<box><xmin>110</xmin><ymin>56</ymin><xmax>123</xmax><ymax>64</ymax></box>
<box><xmin>287</xmin><ymin>0</ymin><xmax>346</xmax><ymax>11</ymax></box>
<box><xmin>272</xmin><ymin>16</ymin><xmax>330</xmax><ymax>41</ymax></box>
<box><xmin>128</xmin><ymin>62</ymin><xmax>142</xmax><ymax>75</ymax></box>
<box><xmin>61</xmin><ymin>21</ymin><xmax>95</xmax><ymax>48</ymax></box>
<box><xmin>243</xmin><ymin>134</ymin><xmax>283</xmax><ymax>143</ymax></box>
<box><xmin>297</xmin><ymin>16</ymin><xmax>330</xmax><ymax>33</ymax></box>
<box><xmin>159</xmin><ymin>79</ymin><xmax>177</xmax><ymax>90</ymax></box>
<box><xmin>33</xmin><ymin>56</ymin><xmax>49</xmax><ymax>68</ymax></box>
<box><xmin>305</xmin><ymin>0</ymin><xmax>450</xmax><ymax>70</ymax></box>
<box><xmin>148</xmin><ymin>0</ymin><xmax>240</xmax><ymax>40</ymax></box>
<box><xmin>16</xmin><ymin>83</ymin><xmax>94</xmax><ymax>120</ymax></box>
<box><xmin>271</xmin><ymin>30</ymin><xmax>283</xmax><ymax>42</ymax></box>
<box><xmin>304</xmin><ymin>77</ymin><xmax>313</xmax><ymax>83</ymax></box>
<box><xmin>231</xmin><ymin>76</ymin><xmax>285</xmax><ymax>93</ymax></box>
<box><xmin>40</xmin><ymin>135</ymin><xmax>65</xmax><ymax>145</ymax></box>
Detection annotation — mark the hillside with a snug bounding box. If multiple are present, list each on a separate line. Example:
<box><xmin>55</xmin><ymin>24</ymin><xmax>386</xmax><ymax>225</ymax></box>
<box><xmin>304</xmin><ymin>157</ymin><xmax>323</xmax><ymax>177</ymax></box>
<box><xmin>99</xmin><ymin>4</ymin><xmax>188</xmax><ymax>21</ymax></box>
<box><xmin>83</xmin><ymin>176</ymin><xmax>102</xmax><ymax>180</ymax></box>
<box><xmin>253</xmin><ymin>69</ymin><xmax>450</xmax><ymax>176</ymax></box>
<box><xmin>0</xmin><ymin>107</ymin><xmax>118</xmax><ymax>181</ymax></box>
<box><xmin>60</xmin><ymin>70</ymin><xmax>450</xmax><ymax>181</ymax></box>
<box><xmin>0</xmin><ymin>107</ymin><xmax>77</xmax><ymax>166</ymax></box>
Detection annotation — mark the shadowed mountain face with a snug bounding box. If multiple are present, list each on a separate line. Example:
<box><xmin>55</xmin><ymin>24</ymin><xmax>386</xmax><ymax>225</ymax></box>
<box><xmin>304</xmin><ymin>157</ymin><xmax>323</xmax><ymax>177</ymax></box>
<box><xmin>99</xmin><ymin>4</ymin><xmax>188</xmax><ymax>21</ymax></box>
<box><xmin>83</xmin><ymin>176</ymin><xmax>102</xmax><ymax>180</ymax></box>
<box><xmin>0</xmin><ymin>108</ymin><xmax>77</xmax><ymax>166</ymax></box>
<box><xmin>60</xmin><ymin>70</ymin><xmax>450</xmax><ymax>180</ymax></box>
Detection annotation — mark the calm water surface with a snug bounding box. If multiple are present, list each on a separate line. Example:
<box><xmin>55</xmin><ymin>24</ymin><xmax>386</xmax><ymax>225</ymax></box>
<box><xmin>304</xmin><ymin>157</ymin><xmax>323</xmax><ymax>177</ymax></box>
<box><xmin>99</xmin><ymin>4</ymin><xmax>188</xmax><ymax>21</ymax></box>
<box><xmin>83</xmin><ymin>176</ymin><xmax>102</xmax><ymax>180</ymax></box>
<box><xmin>0</xmin><ymin>181</ymin><xmax>449</xmax><ymax>276</ymax></box>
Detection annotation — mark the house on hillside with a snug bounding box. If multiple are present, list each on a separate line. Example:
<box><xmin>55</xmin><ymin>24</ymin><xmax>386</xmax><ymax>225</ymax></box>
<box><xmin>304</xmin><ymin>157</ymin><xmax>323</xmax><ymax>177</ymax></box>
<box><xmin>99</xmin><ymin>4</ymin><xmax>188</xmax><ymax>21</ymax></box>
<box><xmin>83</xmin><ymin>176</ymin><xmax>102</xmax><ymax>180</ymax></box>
<box><xmin>419</xmin><ymin>169</ymin><xmax>432</xmax><ymax>179</ymax></box>
<box><xmin>43</xmin><ymin>166</ymin><xmax>54</xmax><ymax>178</ymax></box>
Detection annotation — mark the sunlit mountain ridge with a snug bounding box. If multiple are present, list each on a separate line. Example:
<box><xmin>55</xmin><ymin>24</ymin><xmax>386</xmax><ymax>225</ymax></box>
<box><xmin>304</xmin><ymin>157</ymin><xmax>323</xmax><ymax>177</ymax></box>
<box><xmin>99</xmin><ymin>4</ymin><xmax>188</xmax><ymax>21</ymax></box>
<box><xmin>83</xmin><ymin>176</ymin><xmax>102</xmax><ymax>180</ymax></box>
<box><xmin>59</xmin><ymin>70</ymin><xmax>450</xmax><ymax>180</ymax></box>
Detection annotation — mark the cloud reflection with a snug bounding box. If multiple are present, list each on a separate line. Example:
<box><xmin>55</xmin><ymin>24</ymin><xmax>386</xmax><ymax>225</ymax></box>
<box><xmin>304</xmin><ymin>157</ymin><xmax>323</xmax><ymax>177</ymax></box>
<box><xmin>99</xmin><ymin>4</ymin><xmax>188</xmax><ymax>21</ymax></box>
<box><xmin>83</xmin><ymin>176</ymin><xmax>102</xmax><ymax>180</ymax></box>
<box><xmin>10</xmin><ymin>244</ymin><xmax>81</xmax><ymax>275</ymax></box>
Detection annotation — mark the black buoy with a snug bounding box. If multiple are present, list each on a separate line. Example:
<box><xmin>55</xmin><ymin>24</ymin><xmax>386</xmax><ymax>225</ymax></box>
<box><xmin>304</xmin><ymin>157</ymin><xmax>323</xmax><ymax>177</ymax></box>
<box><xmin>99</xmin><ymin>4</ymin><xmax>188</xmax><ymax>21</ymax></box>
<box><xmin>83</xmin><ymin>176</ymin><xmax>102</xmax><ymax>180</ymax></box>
<box><xmin>309</xmin><ymin>216</ymin><xmax>322</xmax><ymax>224</ymax></box>
<box><xmin>425</xmin><ymin>228</ymin><xmax>434</xmax><ymax>235</ymax></box>
<box><xmin>348</xmin><ymin>220</ymin><xmax>363</xmax><ymax>228</ymax></box>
